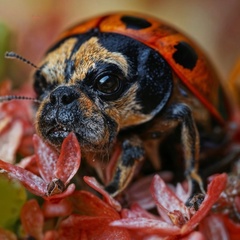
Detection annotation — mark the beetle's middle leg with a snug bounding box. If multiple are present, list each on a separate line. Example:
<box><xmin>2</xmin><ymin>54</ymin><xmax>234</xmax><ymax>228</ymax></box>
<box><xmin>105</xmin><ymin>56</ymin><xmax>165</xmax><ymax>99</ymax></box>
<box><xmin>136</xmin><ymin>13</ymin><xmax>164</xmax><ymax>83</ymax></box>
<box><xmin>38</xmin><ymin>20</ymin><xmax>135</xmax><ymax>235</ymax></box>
<box><xmin>104</xmin><ymin>135</ymin><xmax>145</xmax><ymax>197</ymax></box>
<box><xmin>163</xmin><ymin>103</ymin><xmax>205</xmax><ymax>200</ymax></box>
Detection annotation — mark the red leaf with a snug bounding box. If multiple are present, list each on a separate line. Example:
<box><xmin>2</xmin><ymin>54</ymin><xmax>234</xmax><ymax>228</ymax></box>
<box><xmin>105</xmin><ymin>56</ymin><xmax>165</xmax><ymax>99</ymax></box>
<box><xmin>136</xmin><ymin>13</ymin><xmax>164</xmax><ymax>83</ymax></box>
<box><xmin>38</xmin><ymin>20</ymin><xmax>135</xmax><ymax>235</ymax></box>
<box><xmin>59</xmin><ymin>215</ymin><xmax>131</xmax><ymax>240</ymax></box>
<box><xmin>18</xmin><ymin>133</ymin><xmax>35</xmax><ymax>156</ymax></box>
<box><xmin>18</xmin><ymin>155</ymin><xmax>40</xmax><ymax>176</ymax></box>
<box><xmin>20</xmin><ymin>199</ymin><xmax>44</xmax><ymax>240</ymax></box>
<box><xmin>125</xmin><ymin>174</ymin><xmax>157</xmax><ymax>210</ymax></box>
<box><xmin>221</xmin><ymin>215</ymin><xmax>240</xmax><ymax>240</ymax></box>
<box><xmin>33</xmin><ymin>134</ymin><xmax>58</xmax><ymax>183</ymax></box>
<box><xmin>70</xmin><ymin>190</ymin><xmax>120</xmax><ymax>218</ymax></box>
<box><xmin>83</xmin><ymin>176</ymin><xmax>121</xmax><ymax>211</ymax></box>
<box><xmin>181</xmin><ymin>173</ymin><xmax>227</xmax><ymax>235</ymax></box>
<box><xmin>55</xmin><ymin>132</ymin><xmax>81</xmax><ymax>184</ymax></box>
<box><xmin>0</xmin><ymin>159</ymin><xmax>47</xmax><ymax>196</ymax></box>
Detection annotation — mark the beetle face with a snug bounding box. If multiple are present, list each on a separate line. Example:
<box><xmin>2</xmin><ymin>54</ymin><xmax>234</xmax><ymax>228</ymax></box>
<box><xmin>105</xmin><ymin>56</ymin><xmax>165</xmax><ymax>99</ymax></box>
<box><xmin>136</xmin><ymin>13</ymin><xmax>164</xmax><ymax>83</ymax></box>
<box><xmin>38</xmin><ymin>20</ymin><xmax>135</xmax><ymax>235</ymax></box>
<box><xmin>34</xmin><ymin>33</ymin><xmax>173</xmax><ymax>153</ymax></box>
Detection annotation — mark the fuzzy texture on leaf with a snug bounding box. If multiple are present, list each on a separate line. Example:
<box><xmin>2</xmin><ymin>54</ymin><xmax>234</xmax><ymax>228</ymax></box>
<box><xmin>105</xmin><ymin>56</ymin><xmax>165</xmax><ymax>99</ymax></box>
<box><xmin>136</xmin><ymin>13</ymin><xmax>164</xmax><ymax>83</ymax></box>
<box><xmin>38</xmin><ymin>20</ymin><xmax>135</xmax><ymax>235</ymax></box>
<box><xmin>0</xmin><ymin>132</ymin><xmax>81</xmax><ymax>200</ymax></box>
<box><xmin>111</xmin><ymin>173</ymin><xmax>227</xmax><ymax>239</ymax></box>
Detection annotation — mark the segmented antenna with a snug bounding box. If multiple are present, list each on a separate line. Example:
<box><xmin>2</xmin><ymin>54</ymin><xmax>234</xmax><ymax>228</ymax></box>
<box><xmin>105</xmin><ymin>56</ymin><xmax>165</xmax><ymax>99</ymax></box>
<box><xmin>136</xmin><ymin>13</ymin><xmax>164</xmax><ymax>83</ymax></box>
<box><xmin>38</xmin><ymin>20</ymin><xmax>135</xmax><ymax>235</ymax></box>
<box><xmin>2</xmin><ymin>52</ymin><xmax>40</xmax><ymax>104</ymax></box>
<box><xmin>0</xmin><ymin>95</ymin><xmax>41</xmax><ymax>103</ymax></box>
<box><xmin>2</xmin><ymin>52</ymin><xmax>40</xmax><ymax>103</ymax></box>
<box><xmin>5</xmin><ymin>51</ymin><xmax>38</xmax><ymax>69</ymax></box>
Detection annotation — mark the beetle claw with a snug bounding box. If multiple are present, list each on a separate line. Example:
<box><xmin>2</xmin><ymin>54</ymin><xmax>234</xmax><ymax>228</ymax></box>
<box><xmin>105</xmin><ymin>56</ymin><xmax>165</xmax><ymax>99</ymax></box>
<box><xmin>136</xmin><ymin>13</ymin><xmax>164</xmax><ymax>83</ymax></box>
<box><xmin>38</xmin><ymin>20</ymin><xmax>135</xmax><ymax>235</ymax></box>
<box><xmin>185</xmin><ymin>193</ymin><xmax>205</xmax><ymax>211</ymax></box>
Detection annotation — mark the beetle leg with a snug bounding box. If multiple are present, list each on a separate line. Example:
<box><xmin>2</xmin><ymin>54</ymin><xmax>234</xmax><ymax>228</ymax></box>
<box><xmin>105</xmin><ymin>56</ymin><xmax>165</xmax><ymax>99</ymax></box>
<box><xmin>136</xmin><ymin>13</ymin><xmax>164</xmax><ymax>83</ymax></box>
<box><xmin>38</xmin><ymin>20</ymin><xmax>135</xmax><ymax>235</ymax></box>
<box><xmin>105</xmin><ymin>136</ymin><xmax>145</xmax><ymax>197</ymax></box>
<box><xmin>165</xmin><ymin>103</ymin><xmax>205</xmax><ymax>198</ymax></box>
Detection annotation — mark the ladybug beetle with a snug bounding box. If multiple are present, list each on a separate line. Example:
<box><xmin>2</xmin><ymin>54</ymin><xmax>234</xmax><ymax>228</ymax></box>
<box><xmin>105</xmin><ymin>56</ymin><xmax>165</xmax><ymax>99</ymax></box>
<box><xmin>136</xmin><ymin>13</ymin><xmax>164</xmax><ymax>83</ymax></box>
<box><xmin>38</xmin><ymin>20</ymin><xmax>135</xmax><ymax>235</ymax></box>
<box><xmin>30</xmin><ymin>12</ymin><xmax>234</xmax><ymax>201</ymax></box>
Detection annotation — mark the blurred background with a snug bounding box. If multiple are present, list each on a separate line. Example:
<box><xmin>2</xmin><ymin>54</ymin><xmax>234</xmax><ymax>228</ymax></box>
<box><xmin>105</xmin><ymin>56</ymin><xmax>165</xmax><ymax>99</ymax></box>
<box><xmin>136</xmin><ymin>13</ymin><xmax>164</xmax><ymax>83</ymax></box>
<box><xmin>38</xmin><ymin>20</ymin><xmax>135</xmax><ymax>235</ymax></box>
<box><xmin>0</xmin><ymin>0</ymin><xmax>240</xmax><ymax>86</ymax></box>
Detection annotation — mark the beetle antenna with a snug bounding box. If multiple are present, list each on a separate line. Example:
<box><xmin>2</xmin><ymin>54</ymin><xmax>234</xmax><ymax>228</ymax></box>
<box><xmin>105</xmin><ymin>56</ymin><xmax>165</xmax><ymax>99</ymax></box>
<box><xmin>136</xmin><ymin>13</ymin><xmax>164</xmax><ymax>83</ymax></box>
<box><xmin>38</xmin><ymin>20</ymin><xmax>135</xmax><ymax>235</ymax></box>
<box><xmin>5</xmin><ymin>51</ymin><xmax>38</xmax><ymax>69</ymax></box>
<box><xmin>0</xmin><ymin>95</ymin><xmax>41</xmax><ymax>103</ymax></box>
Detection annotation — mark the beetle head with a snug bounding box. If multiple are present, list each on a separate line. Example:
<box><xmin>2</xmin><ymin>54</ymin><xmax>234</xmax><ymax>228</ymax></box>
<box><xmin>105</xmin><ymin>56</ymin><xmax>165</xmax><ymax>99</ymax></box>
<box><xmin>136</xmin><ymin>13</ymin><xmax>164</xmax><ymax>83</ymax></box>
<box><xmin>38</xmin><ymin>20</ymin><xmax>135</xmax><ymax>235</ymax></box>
<box><xmin>34</xmin><ymin>33</ymin><xmax>173</xmax><ymax>154</ymax></box>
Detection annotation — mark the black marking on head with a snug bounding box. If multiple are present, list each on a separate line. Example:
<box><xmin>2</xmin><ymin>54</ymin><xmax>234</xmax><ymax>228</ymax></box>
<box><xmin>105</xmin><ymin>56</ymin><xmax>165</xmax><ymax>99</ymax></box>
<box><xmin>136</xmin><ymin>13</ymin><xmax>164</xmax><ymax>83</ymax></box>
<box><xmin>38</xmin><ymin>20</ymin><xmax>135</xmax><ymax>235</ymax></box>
<box><xmin>33</xmin><ymin>64</ymin><xmax>58</xmax><ymax>100</ymax></box>
<box><xmin>173</xmin><ymin>41</ymin><xmax>198</xmax><ymax>70</ymax></box>
<box><xmin>136</xmin><ymin>48</ymin><xmax>173</xmax><ymax>115</ymax></box>
<box><xmin>101</xmin><ymin>111</ymin><xmax>118</xmax><ymax>144</ymax></box>
<box><xmin>64</xmin><ymin>34</ymin><xmax>95</xmax><ymax>83</ymax></box>
<box><xmin>121</xmin><ymin>15</ymin><xmax>152</xmax><ymax>30</ymax></box>
<box><xmin>96</xmin><ymin>32</ymin><xmax>173</xmax><ymax>116</ymax></box>
<box><xmin>42</xmin><ymin>31</ymin><xmax>172</xmax><ymax>118</ymax></box>
<box><xmin>64</xmin><ymin>59</ymin><xmax>75</xmax><ymax>83</ymax></box>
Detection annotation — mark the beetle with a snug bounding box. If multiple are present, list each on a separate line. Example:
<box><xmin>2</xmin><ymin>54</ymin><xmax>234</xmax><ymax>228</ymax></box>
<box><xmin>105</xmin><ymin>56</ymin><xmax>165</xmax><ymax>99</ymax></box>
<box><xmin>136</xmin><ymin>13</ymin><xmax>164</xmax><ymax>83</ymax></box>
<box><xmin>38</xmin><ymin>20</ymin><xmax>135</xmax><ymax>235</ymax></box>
<box><xmin>5</xmin><ymin>12</ymin><xmax>235</xmax><ymax>202</ymax></box>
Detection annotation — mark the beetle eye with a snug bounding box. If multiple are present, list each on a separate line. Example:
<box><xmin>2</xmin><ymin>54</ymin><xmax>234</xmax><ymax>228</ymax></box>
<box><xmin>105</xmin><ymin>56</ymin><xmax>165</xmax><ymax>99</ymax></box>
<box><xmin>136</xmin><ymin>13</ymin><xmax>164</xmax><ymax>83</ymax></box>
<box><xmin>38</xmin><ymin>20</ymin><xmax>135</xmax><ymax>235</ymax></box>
<box><xmin>96</xmin><ymin>75</ymin><xmax>121</xmax><ymax>94</ymax></box>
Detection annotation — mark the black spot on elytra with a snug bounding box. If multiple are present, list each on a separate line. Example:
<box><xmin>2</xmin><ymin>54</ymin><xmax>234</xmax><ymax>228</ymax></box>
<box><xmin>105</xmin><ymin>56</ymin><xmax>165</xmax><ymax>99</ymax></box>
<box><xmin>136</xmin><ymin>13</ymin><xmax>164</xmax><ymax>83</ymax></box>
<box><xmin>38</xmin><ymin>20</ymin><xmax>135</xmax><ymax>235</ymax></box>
<box><xmin>173</xmin><ymin>41</ymin><xmax>198</xmax><ymax>70</ymax></box>
<box><xmin>121</xmin><ymin>15</ymin><xmax>152</xmax><ymax>30</ymax></box>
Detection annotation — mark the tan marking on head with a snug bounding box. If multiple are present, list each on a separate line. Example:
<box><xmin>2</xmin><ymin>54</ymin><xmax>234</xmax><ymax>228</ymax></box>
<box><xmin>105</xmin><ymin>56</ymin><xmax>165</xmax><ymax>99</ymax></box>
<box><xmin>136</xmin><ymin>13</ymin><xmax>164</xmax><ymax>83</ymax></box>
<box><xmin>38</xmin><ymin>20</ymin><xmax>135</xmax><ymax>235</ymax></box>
<box><xmin>105</xmin><ymin>83</ymin><xmax>154</xmax><ymax>128</ymax></box>
<box><xmin>71</xmin><ymin>37</ymin><xmax>128</xmax><ymax>82</ymax></box>
<box><xmin>39</xmin><ymin>37</ymin><xmax>128</xmax><ymax>85</ymax></box>
<box><xmin>78</xmin><ymin>94</ymin><xmax>94</xmax><ymax>118</ymax></box>
<box><xmin>40</xmin><ymin>38</ymin><xmax>78</xmax><ymax>84</ymax></box>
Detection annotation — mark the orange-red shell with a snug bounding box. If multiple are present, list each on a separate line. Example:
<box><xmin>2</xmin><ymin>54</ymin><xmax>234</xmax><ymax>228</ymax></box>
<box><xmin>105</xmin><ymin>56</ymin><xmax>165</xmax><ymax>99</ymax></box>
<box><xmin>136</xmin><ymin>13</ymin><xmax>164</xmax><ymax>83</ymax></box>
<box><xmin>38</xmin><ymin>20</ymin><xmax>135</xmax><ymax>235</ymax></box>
<box><xmin>58</xmin><ymin>12</ymin><xmax>227</xmax><ymax>125</ymax></box>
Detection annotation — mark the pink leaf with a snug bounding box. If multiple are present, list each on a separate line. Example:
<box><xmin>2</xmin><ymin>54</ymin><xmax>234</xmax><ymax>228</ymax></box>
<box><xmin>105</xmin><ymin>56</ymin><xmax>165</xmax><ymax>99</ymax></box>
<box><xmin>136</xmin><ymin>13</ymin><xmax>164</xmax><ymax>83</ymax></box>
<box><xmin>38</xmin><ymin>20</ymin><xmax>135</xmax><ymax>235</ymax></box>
<box><xmin>42</xmin><ymin>198</ymin><xmax>73</xmax><ymax>218</ymax></box>
<box><xmin>0</xmin><ymin>159</ymin><xmax>47</xmax><ymax>196</ymax></box>
<box><xmin>121</xmin><ymin>203</ymin><xmax>159</xmax><ymax>219</ymax></box>
<box><xmin>110</xmin><ymin>217</ymin><xmax>180</xmax><ymax>236</ymax></box>
<box><xmin>181</xmin><ymin>231</ymin><xmax>206</xmax><ymax>240</ymax></box>
<box><xmin>43</xmin><ymin>231</ymin><xmax>59</xmax><ymax>240</ymax></box>
<box><xmin>84</xmin><ymin>176</ymin><xmax>121</xmax><ymax>211</ymax></box>
<box><xmin>105</xmin><ymin>144</ymin><xmax>121</xmax><ymax>184</ymax></box>
<box><xmin>33</xmin><ymin>134</ymin><xmax>58</xmax><ymax>183</ymax></box>
<box><xmin>181</xmin><ymin>173</ymin><xmax>227</xmax><ymax>235</ymax></box>
<box><xmin>151</xmin><ymin>175</ymin><xmax>190</xmax><ymax>223</ymax></box>
<box><xmin>126</xmin><ymin>174</ymin><xmax>157</xmax><ymax>210</ymax></box>
<box><xmin>175</xmin><ymin>182</ymin><xmax>189</xmax><ymax>203</ymax></box>
<box><xmin>20</xmin><ymin>199</ymin><xmax>44</xmax><ymax>240</ymax></box>
<box><xmin>199</xmin><ymin>215</ymin><xmax>229</xmax><ymax>240</ymax></box>
<box><xmin>0</xmin><ymin>120</ymin><xmax>23</xmax><ymax>164</ymax></box>
<box><xmin>17</xmin><ymin>155</ymin><xmax>35</xmax><ymax>168</ymax></box>
<box><xmin>55</xmin><ymin>133</ymin><xmax>81</xmax><ymax>184</ymax></box>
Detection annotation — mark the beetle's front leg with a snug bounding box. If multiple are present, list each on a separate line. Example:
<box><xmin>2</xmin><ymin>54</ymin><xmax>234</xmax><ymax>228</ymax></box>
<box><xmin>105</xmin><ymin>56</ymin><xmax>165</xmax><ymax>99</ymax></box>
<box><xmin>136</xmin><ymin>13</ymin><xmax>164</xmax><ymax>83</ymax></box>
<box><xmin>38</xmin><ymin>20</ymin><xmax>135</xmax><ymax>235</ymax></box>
<box><xmin>165</xmin><ymin>103</ymin><xmax>205</xmax><ymax>202</ymax></box>
<box><xmin>105</xmin><ymin>136</ymin><xmax>145</xmax><ymax>197</ymax></box>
